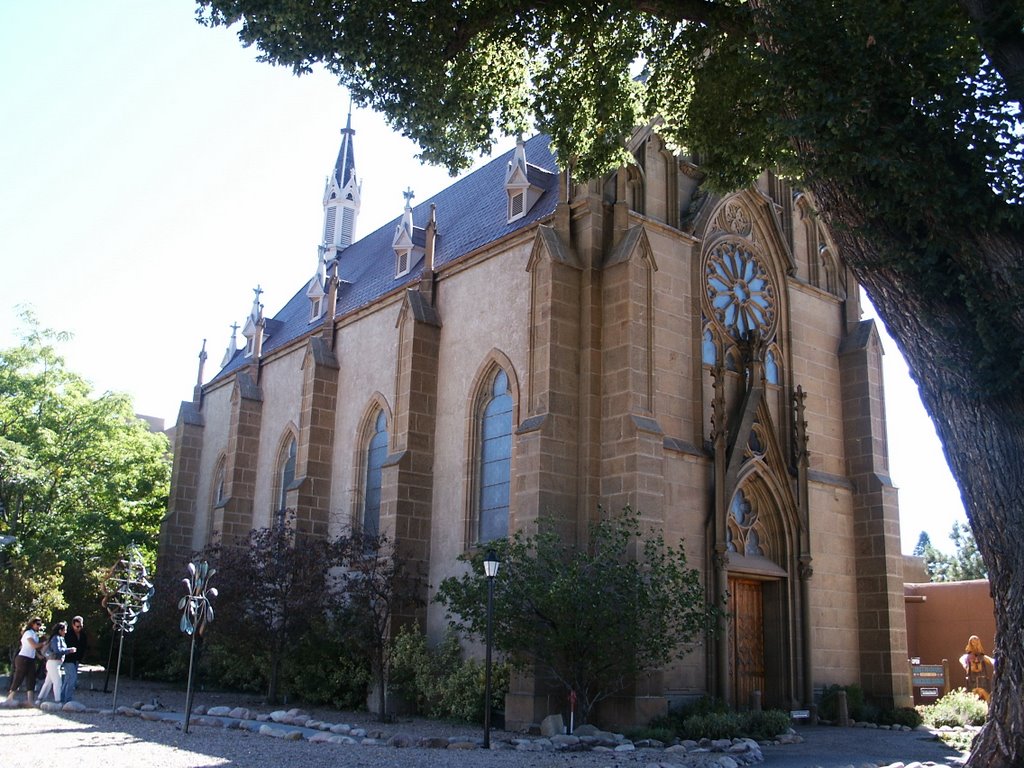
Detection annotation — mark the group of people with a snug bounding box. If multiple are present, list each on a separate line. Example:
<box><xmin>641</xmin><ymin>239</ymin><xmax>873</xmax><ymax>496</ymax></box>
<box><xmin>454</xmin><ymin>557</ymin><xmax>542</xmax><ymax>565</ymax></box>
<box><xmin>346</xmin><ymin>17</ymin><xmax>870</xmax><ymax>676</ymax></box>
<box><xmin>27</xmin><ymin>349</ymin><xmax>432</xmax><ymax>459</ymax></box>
<box><xmin>3</xmin><ymin>615</ymin><xmax>88</xmax><ymax>707</ymax></box>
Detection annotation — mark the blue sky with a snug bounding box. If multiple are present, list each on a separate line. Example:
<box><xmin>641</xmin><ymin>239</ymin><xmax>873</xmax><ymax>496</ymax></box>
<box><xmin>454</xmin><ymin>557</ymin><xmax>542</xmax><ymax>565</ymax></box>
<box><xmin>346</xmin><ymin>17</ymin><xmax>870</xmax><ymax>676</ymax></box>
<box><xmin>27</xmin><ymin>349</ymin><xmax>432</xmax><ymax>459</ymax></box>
<box><xmin>0</xmin><ymin>2</ymin><xmax>967</xmax><ymax>553</ymax></box>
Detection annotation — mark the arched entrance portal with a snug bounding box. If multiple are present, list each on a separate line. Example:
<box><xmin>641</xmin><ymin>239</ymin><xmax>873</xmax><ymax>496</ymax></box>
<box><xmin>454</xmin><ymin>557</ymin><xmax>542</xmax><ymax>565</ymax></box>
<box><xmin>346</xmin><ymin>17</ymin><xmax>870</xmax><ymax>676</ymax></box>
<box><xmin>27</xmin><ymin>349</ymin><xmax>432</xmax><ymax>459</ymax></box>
<box><xmin>724</xmin><ymin>485</ymin><xmax>796</xmax><ymax>710</ymax></box>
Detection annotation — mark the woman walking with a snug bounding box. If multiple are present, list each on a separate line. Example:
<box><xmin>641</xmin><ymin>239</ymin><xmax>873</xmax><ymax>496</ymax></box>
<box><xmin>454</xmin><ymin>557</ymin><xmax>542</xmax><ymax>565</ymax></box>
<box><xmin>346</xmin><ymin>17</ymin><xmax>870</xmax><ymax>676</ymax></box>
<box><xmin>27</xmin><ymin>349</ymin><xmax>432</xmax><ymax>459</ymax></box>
<box><xmin>38</xmin><ymin>621</ymin><xmax>74</xmax><ymax>703</ymax></box>
<box><xmin>3</xmin><ymin>617</ymin><xmax>47</xmax><ymax>707</ymax></box>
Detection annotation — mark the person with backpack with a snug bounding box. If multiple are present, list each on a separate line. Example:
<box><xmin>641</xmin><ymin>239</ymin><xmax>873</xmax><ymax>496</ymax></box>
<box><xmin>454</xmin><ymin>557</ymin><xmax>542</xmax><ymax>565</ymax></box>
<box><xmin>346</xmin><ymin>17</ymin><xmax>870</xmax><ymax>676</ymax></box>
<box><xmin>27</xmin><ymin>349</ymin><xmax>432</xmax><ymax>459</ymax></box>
<box><xmin>38</xmin><ymin>621</ymin><xmax>74</xmax><ymax>703</ymax></box>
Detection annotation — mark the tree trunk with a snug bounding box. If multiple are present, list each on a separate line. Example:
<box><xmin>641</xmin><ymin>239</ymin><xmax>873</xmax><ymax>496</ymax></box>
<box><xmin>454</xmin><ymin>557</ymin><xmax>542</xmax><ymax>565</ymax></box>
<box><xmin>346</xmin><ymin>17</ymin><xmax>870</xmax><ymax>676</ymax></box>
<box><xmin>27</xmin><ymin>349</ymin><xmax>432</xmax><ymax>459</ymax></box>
<box><xmin>807</xmin><ymin>177</ymin><xmax>1024</xmax><ymax>767</ymax></box>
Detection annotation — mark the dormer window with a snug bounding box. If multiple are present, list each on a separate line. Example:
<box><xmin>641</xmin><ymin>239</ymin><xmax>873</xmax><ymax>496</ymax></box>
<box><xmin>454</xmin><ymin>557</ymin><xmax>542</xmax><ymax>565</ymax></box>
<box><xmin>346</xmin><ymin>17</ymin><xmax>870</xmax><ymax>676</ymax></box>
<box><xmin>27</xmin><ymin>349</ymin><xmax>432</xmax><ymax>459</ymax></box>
<box><xmin>245</xmin><ymin>336</ymin><xmax>255</xmax><ymax>357</ymax></box>
<box><xmin>504</xmin><ymin>137</ymin><xmax>544</xmax><ymax>224</ymax></box>
<box><xmin>509</xmin><ymin>190</ymin><xmax>525</xmax><ymax>219</ymax></box>
<box><xmin>310</xmin><ymin>298</ymin><xmax>322</xmax><ymax>322</ymax></box>
<box><xmin>396</xmin><ymin>249</ymin><xmax>410</xmax><ymax>277</ymax></box>
<box><xmin>392</xmin><ymin>188</ymin><xmax>424</xmax><ymax>278</ymax></box>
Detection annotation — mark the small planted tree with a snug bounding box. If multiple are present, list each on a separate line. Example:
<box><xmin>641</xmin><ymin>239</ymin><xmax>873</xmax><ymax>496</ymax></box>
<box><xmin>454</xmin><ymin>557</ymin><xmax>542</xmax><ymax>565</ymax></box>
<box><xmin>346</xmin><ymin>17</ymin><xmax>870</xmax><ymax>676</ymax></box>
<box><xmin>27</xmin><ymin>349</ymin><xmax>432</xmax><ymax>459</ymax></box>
<box><xmin>335</xmin><ymin>530</ymin><xmax>425</xmax><ymax>721</ymax></box>
<box><xmin>209</xmin><ymin>514</ymin><xmax>346</xmax><ymax>703</ymax></box>
<box><xmin>436</xmin><ymin>507</ymin><xmax>719</xmax><ymax>724</ymax></box>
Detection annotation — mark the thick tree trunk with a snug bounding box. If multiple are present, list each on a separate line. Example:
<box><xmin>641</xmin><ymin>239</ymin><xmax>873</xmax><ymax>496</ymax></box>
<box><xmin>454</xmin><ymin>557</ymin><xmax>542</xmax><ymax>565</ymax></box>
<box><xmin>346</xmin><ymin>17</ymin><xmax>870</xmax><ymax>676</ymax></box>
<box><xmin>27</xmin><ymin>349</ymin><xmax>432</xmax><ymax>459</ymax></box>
<box><xmin>807</xmin><ymin>178</ymin><xmax>1024</xmax><ymax>767</ymax></box>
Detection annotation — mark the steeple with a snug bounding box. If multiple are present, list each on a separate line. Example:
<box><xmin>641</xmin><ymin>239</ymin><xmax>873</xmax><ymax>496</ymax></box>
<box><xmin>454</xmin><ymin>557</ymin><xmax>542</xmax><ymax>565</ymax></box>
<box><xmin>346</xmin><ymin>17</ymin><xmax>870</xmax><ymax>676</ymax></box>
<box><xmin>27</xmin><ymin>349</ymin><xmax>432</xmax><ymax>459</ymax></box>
<box><xmin>321</xmin><ymin>103</ymin><xmax>361</xmax><ymax>258</ymax></box>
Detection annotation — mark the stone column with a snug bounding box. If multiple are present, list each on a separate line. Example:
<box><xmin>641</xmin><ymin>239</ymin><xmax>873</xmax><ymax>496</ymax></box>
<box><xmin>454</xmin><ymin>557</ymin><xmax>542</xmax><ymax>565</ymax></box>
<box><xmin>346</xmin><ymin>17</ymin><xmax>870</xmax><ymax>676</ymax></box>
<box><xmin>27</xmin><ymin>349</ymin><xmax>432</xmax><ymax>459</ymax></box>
<box><xmin>290</xmin><ymin>337</ymin><xmax>339</xmax><ymax>540</ymax></box>
<box><xmin>218</xmin><ymin>371</ymin><xmax>263</xmax><ymax>543</ymax></box>
<box><xmin>157</xmin><ymin>401</ymin><xmax>204</xmax><ymax>572</ymax></box>
<box><xmin>381</xmin><ymin>289</ymin><xmax>440</xmax><ymax>625</ymax></box>
<box><xmin>839</xmin><ymin>320</ymin><xmax>913</xmax><ymax>709</ymax></box>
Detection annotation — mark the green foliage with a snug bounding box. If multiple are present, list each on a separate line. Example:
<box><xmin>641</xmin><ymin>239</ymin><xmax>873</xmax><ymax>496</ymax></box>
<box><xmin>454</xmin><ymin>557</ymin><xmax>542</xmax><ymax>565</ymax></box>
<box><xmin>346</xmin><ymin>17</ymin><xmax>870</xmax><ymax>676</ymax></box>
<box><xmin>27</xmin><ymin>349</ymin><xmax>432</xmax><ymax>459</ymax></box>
<box><xmin>435</xmin><ymin>506</ymin><xmax>718</xmax><ymax>724</ymax></box>
<box><xmin>199</xmin><ymin>519</ymin><xmax>350</xmax><ymax>703</ymax></box>
<box><xmin>134</xmin><ymin>522</ymin><xmax>422</xmax><ymax>713</ymax></box>
<box><xmin>819</xmin><ymin>683</ymin><xmax>866</xmax><ymax>721</ymax></box>
<box><xmin>919</xmin><ymin>688</ymin><xmax>989</xmax><ymax>728</ymax></box>
<box><xmin>879</xmin><ymin>706</ymin><xmax>924</xmax><ymax>729</ymax></box>
<box><xmin>389</xmin><ymin>625</ymin><xmax>509</xmax><ymax>722</ymax></box>
<box><xmin>649</xmin><ymin>705</ymin><xmax>791</xmax><ymax>741</ymax></box>
<box><xmin>194</xmin><ymin>0</ymin><xmax>1022</xmax><ymax>208</ymax></box>
<box><xmin>919</xmin><ymin>522</ymin><xmax>988</xmax><ymax>582</ymax></box>
<box><xmin>282</xmin><ymin>624</ymin><xmax>372</xmax><ymax>709</ymax></box>
<box><xmin>0</xmin><ymin>309</ymin><xmax>170</xmax><ymax>660</ymax></box>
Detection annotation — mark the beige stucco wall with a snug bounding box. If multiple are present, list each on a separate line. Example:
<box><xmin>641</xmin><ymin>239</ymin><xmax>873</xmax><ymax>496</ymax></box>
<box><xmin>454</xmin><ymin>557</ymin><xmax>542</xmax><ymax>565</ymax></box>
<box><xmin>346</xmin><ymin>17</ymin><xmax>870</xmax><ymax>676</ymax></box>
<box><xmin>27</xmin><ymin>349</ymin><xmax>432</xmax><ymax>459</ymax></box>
<box><xmin>426</xmin><ymin>239</ymin><xmax>533</xmax><ymax>635</ymax></box>
<box><xmin>328</xmin><ymin>297</ymin><xmax>403</xmax><ymax>536</ymax></box>
<box><xmin>191</xmin><ymin>383</ymin><xmax>232</xmax><ymax>549</ymax></box>
<box><xmin>252</xmin><ymin>346</ymin><xmax>305</xmax><ymax>529</ymax></box>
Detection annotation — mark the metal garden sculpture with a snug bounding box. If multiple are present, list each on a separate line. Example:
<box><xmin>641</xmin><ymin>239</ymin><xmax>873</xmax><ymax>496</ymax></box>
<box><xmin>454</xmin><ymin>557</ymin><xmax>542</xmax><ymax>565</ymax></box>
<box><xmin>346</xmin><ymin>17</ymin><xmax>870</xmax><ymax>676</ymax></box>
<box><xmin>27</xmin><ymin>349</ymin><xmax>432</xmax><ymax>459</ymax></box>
<box><xmin>101</xmin><ymin>545</ymin><xmax>154</xmax><ymax>714</ymax></box>
<box><xmin>178</xmin><ymin>559</ymin><xmax>218</xmax><ymax>733</ymax></box>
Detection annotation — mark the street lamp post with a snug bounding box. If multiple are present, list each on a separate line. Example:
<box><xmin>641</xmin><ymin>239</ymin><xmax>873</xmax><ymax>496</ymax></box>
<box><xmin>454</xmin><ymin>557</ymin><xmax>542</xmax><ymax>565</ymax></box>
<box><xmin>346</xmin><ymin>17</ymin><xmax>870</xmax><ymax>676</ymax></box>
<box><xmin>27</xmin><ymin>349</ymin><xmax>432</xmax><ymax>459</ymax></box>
<box><xmin>483</xmin><ymin>549</ymin><xmax>500</xmax><ymax>749</ymax></box>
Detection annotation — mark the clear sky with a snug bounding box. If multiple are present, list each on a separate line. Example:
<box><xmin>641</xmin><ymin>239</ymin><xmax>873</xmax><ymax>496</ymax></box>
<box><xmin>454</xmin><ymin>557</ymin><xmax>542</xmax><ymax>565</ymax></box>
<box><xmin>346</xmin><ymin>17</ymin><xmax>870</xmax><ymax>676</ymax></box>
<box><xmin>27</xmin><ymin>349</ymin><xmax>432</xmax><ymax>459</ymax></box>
<box><xmin>0</xmin><ymin>2</ymin><xmax>968</xmax><ymax>554</ymax></box>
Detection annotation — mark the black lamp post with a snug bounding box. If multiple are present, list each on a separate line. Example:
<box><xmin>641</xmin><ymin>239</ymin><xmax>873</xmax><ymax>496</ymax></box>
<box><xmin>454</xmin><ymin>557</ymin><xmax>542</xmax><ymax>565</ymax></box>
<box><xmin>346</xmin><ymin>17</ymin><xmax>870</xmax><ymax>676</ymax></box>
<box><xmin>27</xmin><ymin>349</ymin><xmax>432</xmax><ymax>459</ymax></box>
<box><xmin>483</xmin><ymin>548</ymin><xmax>500</xmax><ymax>749</ymax></box>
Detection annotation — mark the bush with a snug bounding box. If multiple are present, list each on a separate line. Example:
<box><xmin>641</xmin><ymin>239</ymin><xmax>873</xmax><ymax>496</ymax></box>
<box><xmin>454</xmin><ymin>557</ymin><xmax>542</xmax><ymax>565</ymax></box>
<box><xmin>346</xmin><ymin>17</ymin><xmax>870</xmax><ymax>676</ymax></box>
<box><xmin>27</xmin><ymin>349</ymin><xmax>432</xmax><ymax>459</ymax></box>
<box><xmin>919</xmin><ymin>688</ymin><xmax>988</xmax><ymax>728</ymax></box>
<box><xmin>738</xmin><ymin>709</ymin><xmax>793</xmax><ymax>740</ymax></box>
<box><xmin>818</xmin><ymin>683</ymin><xmax>866</xmax><ymax>721</ymax></box>
<box><xmin>389</xmin><ymin>626</ymin><xmax>508</xmax><ymax>723</ymax></box>
<box><xmin>647</xmin><ymin>701</ymin><xmax>791</xmax><ymax>742</ymax></box>
<box><xmin>878</xmin><ymin>706</ymin><xmax>923</xmax><ymax>728</ymax></box>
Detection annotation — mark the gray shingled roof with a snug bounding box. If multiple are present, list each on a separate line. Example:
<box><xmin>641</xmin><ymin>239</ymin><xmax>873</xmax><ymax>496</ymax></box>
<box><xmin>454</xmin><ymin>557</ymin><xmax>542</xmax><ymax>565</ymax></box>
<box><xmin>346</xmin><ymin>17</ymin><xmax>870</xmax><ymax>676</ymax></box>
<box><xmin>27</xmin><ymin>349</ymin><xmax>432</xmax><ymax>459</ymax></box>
<box><xmin>214</xmin><ymin>134</ymin><xmax>558</xmax><ymax>383</ymax></box>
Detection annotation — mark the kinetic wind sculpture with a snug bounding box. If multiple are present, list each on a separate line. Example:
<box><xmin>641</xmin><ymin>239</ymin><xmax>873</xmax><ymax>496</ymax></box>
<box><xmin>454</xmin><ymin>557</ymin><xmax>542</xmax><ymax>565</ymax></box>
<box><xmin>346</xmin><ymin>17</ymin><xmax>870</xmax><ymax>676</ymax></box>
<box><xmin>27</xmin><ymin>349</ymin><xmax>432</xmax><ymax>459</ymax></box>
<box><xmin>101</xmin><ymin>545</ymin><xmax>154</xmax><ymax>714</ymax></box>
<box><xmin>179</xmin><ymin>560</ymin><xmax>217</xmax><ymax>733</ymax></box>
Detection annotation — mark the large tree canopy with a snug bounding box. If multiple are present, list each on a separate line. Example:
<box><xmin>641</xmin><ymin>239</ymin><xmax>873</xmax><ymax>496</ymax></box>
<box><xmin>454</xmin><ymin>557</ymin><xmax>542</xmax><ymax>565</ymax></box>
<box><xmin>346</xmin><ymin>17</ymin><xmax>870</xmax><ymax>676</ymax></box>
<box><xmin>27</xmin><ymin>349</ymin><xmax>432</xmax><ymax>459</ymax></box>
<box><xmin>195</xmin><ymin>2</ymin><xmax>1022</xmax><ymax>764</ymax></box>
<box><xmin>0</xmin><ymin>311</ymin><xmax>170</xmax><ymax>658</ymax></box>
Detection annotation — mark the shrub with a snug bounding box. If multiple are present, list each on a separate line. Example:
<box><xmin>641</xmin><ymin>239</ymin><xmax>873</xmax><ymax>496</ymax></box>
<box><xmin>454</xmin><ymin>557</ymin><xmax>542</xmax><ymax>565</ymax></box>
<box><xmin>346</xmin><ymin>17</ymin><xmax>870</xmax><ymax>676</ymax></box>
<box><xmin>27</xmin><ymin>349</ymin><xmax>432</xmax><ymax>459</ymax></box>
<box><xmin>389</xmin><ymin>625</ymin><xmax>509</xmax><ymax>723</ymax></box>
<box><xmin>818</xmin><ymin>683</ymin><xmax>866</xmax><ymax>721</ymax></box>
<box><xmin>919</xmin><ymin>688</ymin><xmax>988</xmax><ymax>728</ymax></box>
<box><xmin>879</xmin><ymin>706</ymin><xmax>923</xmax><ymax>728</ymax></box>
<box><xmin>738</xmin><ymin>709</ymin><xmax>793</xmax><ymax>740</ymax></box>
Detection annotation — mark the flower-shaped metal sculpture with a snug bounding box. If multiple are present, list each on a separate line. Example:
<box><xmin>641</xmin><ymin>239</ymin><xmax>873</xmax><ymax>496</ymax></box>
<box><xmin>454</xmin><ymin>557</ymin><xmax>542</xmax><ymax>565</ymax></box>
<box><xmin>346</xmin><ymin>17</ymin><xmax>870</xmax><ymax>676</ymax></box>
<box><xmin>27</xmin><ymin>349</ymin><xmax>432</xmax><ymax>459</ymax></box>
<box><xmin>101</xmin><ymin>545</ymin><xmax>155</xmax><ymax>714</ymax></box>
<box><xmin>179</xmin><ymin>560</ymin><xmax>218</xmax><ymax>732</ymax></box>
<box><xmin>179</xmin><ymin>560</ymin><xmax>217</xmax><ymax>635</ymax></box>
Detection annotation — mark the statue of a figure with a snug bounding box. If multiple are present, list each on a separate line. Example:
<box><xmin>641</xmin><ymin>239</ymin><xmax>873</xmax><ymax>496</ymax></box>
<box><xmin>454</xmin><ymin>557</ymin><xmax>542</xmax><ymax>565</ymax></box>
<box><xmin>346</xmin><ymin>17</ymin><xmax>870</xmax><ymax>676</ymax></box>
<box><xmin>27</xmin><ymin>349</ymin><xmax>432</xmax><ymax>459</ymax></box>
<box><xmin>959</xmin><ymin>635</ymin><xmax>995</xmax><ymax>700</ymax></box>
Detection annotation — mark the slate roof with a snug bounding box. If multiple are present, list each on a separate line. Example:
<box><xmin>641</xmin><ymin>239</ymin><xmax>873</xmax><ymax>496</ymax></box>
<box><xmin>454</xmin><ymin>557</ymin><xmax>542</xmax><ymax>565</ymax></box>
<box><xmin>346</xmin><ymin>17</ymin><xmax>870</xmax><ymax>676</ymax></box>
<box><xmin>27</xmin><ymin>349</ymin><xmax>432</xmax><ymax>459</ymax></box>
<box><xmin>214</xmin><ymin>133</ymin><xmax>559</xmax><ymax>384</ymax></box>
<box><xmin>332</xmin><ymin>113</ymin><xmax>357</xmax><ymax>190</ymax></box>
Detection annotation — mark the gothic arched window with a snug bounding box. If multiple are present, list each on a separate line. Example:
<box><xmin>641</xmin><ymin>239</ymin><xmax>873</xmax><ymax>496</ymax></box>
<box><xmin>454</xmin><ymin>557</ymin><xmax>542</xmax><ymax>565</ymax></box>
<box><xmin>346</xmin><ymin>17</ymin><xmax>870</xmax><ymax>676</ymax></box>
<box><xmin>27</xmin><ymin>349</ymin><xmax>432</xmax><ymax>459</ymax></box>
<box><xmin>478</xmin><ymin>369</ymin><xmax>513</xmax><ymax>543</ymax></box>
<box><xmin>275</xmin><ymin>436</ymin><xmax>297</xmax><ymax>526</ymax></box>
<box><xmin>363</xmin><ymin>410</ymin><xmax>388</xmax><ymax>538</ymax></box>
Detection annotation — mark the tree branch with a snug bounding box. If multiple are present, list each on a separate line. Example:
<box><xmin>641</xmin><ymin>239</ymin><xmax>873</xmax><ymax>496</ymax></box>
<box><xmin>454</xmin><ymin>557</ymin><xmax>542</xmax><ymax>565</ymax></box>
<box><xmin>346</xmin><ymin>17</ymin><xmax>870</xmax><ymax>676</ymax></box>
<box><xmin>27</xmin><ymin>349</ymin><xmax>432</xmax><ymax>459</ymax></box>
<box><xmin>959</xmin><ymin>0</ymin><xmax>1024</xmax><ymax>106</ymax></box>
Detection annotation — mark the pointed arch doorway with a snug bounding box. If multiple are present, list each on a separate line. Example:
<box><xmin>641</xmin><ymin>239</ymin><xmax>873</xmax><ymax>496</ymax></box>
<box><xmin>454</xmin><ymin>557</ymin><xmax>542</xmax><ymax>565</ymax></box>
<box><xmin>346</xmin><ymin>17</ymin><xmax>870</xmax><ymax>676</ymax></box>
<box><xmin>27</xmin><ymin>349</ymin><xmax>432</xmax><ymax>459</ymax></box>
<box><xmin>724</xmin><ymin>486</ymin><xmax>794</xmax><ymax>710</ymax></box>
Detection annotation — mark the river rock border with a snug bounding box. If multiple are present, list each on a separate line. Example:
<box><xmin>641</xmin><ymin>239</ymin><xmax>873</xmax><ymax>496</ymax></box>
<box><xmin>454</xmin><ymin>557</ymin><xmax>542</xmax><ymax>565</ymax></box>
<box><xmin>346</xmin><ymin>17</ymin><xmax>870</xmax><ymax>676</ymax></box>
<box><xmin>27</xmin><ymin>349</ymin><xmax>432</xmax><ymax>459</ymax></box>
<box><xmin>36</xmin><ymin>700</ymin><xmax>773</xmax><ymax>767</ymax></box>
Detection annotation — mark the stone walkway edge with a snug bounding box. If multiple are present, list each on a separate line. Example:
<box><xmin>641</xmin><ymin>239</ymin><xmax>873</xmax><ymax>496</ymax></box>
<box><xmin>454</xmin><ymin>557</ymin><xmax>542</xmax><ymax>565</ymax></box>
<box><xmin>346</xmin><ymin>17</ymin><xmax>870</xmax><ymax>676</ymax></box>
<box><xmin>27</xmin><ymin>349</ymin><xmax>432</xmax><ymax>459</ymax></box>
<box><xmin>38</xmin><ymin>699</ymin><xmax>771</xmax><ymax>765</ymax></box>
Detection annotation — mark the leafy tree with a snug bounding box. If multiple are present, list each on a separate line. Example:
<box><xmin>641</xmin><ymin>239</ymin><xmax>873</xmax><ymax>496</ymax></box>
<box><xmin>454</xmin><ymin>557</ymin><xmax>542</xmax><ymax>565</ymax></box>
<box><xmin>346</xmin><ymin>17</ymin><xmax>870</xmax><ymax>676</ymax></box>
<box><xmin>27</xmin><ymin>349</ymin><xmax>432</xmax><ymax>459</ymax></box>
<box><xmin>435</xmin><ymin>507</ymin><xmax>718</xmax><ymax>725</ymax></box>
<box><xmin>203</xmin><ymin>514</ymin><xmax>348</xmax><ymax>702</ymax></box>
<box><xmin>918</xmin><ymin>523</ymin><xmax>989</xmax><ymax>583</ymax></box>
<box><xmin>332</xmin><ymin>530</ymin><xmax>426</xmax><ymax>721</ymax></box>
<box><xmin>195</xmin><ymin>3</ymin><xmax>1024</xmax><ymax>762</ymax></box>
<box><xmin>0</xmin><ymin>310</ymin><xmax>170</xmax><ymax>664</ymax></box>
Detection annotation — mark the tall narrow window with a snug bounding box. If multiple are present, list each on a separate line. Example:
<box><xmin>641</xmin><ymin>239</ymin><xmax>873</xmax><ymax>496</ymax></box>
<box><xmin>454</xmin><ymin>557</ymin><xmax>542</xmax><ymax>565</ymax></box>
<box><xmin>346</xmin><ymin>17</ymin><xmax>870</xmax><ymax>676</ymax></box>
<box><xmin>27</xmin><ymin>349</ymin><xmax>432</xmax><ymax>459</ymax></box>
<box><xmin>363</xmin><ymin>411</ymin><xmax>388</xmax><ymax>538</ymax></box>
<box><xmin>702</xmin><ymin>327</ymin><xmax>717</xmax><ymax>366</ymax></box>
<box><xmin>478</xmin><ymin>369</ymin><xmax>513</xmax><ymax>543</ymax></box>
<box><xmin>276</xmin><ymin>437</ymin><xmax>296</xmax><ymax>526</ymax></box>
<box><xmin>765</xmin><ymin>348</ymin><xmax>780</xmax><ymax>385</ymax></box>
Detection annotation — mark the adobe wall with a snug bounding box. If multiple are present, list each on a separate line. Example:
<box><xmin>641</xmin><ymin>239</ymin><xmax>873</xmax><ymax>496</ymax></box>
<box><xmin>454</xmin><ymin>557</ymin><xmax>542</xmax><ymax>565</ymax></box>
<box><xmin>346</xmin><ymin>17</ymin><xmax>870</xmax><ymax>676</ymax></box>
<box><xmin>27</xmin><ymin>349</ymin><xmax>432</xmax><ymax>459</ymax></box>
<box><xmin>904</xmin><ymin>579</ymin><xmax>996</xmax><ymax>697</ymax></box>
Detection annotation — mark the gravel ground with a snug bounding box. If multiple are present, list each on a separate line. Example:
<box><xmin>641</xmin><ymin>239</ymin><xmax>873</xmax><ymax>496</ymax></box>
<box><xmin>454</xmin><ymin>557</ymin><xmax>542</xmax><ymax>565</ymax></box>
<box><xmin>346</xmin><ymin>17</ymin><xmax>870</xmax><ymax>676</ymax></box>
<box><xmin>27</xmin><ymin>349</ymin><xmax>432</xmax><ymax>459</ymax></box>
<box><xmin>0</xmin><ymin>669</ymin><xmax>968</xmax><ymax>768</ymax></box>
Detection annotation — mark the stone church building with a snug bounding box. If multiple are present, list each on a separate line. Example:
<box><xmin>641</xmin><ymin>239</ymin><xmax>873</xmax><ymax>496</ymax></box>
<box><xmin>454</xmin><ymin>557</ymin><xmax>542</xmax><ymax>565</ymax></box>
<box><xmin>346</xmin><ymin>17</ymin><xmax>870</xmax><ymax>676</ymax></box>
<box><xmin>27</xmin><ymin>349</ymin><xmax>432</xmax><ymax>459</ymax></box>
<box><xmin>159</xmin><ymin>114</ymin><xmax>913</xmax><ymax>727</ymax></box>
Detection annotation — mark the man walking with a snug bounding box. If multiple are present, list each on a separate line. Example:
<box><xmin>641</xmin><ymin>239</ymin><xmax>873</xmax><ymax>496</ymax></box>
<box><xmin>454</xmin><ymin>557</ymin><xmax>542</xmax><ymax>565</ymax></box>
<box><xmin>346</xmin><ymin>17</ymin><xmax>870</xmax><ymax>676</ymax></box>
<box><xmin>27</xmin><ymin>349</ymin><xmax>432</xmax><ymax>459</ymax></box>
<box><xmin>61</xmin><ymin>616</ymin><xmax>88</xmax><ymax>703</ymax></box>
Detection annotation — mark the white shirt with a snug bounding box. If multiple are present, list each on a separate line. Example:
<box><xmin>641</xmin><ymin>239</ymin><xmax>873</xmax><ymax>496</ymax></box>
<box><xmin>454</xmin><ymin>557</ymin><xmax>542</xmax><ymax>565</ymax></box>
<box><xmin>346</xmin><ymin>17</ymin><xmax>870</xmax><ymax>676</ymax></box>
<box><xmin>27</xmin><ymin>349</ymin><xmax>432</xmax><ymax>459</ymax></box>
<box><xmin>18</xmin><ymin>629</ymin><xmax>39</xmax><ymax>659</ymax></box>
